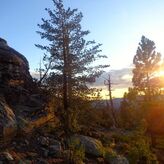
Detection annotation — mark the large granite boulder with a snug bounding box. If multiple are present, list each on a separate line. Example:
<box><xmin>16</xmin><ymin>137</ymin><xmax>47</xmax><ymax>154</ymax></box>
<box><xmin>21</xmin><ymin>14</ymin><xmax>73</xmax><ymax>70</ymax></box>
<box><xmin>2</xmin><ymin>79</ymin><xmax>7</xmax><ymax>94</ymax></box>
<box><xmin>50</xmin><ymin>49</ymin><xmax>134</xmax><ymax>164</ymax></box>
<box><xmin>71</xmin><ymin>135</ymin><xmax>104</xmax><ymax>157</ymax></box>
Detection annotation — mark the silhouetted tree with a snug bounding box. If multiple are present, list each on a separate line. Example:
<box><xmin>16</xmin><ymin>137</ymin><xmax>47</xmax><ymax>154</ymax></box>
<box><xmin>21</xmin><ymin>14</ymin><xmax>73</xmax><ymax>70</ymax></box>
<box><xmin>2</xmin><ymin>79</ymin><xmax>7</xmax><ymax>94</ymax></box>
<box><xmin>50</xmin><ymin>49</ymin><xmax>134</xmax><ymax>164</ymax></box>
<box><xmin>132</xmin><ymin>36</ymin><xmax>161</xmax><ymax>100</ymax></box>
<box><xmin>36</xmin><ymin>0</ymin><xmax>109</xmax><ymax>135</ymax></box>
<box><xmin>104</xmin><ymin>74</ymin><xmax>118</xmax><ymax>128</ymax></box>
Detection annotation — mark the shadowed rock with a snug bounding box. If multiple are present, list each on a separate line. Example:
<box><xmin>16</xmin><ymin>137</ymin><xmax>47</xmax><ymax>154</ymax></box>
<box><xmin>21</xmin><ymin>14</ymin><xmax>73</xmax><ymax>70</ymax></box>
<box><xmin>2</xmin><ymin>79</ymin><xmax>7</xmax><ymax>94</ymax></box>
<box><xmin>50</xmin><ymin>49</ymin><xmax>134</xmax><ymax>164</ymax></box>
<box><xmin>0</xmin><ymin>38</ymin><xmax>32</xmax><ymax>88</ymax></box>
<box><xmin>0</xmin><ymin>38</ymin><xmax>48</xmax><ymax>140</ymax></box>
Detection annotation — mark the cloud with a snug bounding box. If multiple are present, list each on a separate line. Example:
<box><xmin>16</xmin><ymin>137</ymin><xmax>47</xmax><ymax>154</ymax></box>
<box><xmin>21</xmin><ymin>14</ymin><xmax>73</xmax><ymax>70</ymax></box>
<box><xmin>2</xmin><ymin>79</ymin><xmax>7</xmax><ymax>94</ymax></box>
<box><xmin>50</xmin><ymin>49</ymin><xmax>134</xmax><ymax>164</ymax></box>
<box><xmin>30</xmin><ymin>71</ymin><xmax>40</xmax><ymax>79</ymax></box>
<box><xmin>94</xmin><ymin>67</ymin><xmax>133</xmax><ymax>89</ymax></box>
<box><xmin>30</xmin><ymin>68</ymin><xmax>133</xmax><ymax>98</ymax></box>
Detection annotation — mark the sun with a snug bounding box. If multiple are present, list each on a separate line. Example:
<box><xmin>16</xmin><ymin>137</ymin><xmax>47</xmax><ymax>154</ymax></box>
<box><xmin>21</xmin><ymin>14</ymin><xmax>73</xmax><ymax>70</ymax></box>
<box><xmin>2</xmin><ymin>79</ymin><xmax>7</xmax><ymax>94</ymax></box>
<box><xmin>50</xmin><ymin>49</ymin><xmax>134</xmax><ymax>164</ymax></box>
<box><xmin>156</xmin><ymin>70</ymin><xmax>164</xmax><ymax>77</ymax></box>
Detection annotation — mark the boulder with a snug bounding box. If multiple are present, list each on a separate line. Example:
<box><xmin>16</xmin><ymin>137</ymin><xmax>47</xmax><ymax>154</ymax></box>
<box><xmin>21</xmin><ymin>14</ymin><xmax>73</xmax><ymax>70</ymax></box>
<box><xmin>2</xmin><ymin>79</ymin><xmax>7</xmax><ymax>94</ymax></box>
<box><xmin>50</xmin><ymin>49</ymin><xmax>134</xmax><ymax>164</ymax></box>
<box><xmin>110</xmin><ymin>156</ymin><xmax>129</xmax><ymax>164</ymax></box>
<box><xmin>49</xmin><ymin>140</ymin><xmax>62</xmax><ymax>157</ymax></box>
<box><xmin>38</xmin><ymin>136</ymin><xmax>49</xmax><ymax>147</ymax></box>
<box><xmin>37</xmin><ymin>136</ymin><xmax>62</xmax><ymax>158</ymax></box>
<box><xmin>71</xmin><ymin>135</ymin><xmax>104</xmax><ymax>157</ymax></box>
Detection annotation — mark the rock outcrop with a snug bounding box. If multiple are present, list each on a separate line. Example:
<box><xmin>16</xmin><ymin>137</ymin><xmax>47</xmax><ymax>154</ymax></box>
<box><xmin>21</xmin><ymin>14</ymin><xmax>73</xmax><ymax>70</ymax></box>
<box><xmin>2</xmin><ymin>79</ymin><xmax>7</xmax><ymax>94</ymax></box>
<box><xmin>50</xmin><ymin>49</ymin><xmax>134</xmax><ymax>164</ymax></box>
<box><xmin>0</xmin><ymin>38</ymin><xmax>35</xmax><ymax>106</ymax></box>
<box><xmin>0</xmin><ymin>38</ymin><xmax>47</xmax><ymax>140</ymax></box>
<box><xmin>0</xmin><ymin>38</ymin><xmax>32</xmax><ymax>88</ymax></box>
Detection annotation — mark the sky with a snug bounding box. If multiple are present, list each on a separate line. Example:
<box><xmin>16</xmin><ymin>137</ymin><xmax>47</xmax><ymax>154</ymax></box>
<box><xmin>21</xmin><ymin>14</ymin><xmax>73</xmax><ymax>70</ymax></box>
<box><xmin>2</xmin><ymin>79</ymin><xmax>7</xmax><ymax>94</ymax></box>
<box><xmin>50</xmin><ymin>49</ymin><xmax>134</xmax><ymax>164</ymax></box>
<box><xmin>1</xmin><ymin>0</ymin><xmax>164</xmax><ymax>98</ymax></box>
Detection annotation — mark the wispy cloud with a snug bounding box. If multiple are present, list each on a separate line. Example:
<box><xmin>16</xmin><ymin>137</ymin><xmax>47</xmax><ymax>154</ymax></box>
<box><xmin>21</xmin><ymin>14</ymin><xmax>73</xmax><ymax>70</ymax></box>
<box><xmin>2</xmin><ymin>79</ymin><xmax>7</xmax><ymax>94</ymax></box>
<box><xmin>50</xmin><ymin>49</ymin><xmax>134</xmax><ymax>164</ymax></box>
<box><xmin>94</xmin><ymin>67</ymin><xmax>133</xmax><ymax>89</ymax></box>
<box><xmin>30</xmin><ymin>68</ymin><xmax>133</xmax><ymax>98</ymax></box>
<box><xmin>93</xmin><ymin>67</ymin><xmax>133</xmax><ymax>98</ymax></box>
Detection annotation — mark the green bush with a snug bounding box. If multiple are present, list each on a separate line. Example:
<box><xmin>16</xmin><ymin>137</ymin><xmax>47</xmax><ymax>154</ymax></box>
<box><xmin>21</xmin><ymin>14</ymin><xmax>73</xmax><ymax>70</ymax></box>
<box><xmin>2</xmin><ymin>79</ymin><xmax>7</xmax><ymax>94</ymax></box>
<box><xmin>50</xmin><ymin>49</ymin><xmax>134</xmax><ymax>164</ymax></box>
<box><xmin>112</xmin><ymin>132</ymin><xmax>158</xmax><ymax>164</ymax></box>
<box><xmin>127</xmin><ymin>137</ymin><xmax>158</xmax><ymax>164</ymax></box>
<box><xmin>101</xmin><ymin>135</ymin><xmax>115</xmax><ymax>147</ymax></box>
<box><xmin>68</xmin><ymin>138</ymin><xmax>85</xmax><ymax>164</ymax></box>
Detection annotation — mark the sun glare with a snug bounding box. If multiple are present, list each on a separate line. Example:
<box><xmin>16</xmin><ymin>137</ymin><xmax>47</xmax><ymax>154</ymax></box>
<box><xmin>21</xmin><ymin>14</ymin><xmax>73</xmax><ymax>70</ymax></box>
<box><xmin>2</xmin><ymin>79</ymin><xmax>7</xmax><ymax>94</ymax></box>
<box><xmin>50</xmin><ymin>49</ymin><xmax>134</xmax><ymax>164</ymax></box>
<box><xmin>100</xmin><ymin>88</ymin><xmax>128</xmax><ymax>99</ymax></box>
<box><xmin>156</xmin><ymin>70</ymin><xmax>164</xmax><ymax>77</ymax></box>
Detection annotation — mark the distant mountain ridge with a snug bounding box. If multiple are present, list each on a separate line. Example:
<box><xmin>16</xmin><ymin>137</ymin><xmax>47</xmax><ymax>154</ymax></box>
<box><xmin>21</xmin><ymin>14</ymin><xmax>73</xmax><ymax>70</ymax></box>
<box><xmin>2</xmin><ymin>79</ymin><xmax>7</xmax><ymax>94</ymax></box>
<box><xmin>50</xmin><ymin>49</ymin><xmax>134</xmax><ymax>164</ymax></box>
<box><xmin>92</xmin><ymin>98</ymin><xmax>123</xmax><ymax>110</ymax></box>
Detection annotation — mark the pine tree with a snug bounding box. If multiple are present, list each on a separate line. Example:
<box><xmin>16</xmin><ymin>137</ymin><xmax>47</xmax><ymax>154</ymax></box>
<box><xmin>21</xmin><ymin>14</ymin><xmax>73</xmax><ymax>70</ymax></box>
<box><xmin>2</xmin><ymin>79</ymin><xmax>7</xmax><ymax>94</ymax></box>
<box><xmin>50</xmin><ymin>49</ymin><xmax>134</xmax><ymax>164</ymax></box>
<box><xmin>36</xmin><ymin>0</ymin><xmax>109</xmax><ymax>135</ymax></box>
<box><xmin>132</xmin><ymin>36</ymin><xmax>161</xmax><ymax>100</ymax></box>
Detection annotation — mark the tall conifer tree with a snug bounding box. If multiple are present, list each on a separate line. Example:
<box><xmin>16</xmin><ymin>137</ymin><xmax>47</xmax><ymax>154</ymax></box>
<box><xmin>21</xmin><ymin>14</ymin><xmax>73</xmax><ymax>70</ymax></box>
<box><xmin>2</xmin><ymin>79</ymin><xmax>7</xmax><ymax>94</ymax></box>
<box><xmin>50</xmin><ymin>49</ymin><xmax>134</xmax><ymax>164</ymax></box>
<box><xmin>133</xmin><ymin>36</ymin><xmax>161</xmax><ymax>100</ymax></box>
<box><xmin>36</xmin><ymin>0</ymin><xmax>109</xmax><ymax>134</ymax></box>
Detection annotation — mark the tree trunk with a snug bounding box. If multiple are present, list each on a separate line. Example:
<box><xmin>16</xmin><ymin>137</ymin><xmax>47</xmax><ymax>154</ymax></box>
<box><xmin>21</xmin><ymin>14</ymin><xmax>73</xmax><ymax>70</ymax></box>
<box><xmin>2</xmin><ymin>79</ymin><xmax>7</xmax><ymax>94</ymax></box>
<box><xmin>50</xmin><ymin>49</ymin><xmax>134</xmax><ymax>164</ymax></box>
<box><xmin>105</xmin><ymin>75</ymin><xmax>118</xmax><ymax>128</ymax></box>
<box><xmin>62</xmin><ymin>28</ymin><xmax>70</xmax><ymax>136</ymax></box>
<box><xmin>109</xmin><ymin>89</ymin><xmax>118</xmax><ymax>128</ymax></box>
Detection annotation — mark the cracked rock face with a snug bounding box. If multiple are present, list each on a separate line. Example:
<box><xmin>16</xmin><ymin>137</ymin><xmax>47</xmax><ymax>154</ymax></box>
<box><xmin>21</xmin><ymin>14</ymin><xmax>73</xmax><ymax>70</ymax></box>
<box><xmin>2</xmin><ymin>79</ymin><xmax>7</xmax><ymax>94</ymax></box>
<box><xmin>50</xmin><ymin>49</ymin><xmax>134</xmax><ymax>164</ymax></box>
<box><xmin>0</xmin><ymin>37</ymin><xmax>33</xmax><ymax>139</ymax></box>
<box><xmin>0</xmin><ymin>37</ymin><xmax>35</xmax><ymax>107</ymax></box>
<box><xmin>0</xmin><ymin>38</ymin><xmax>32</xmax><ymax>88</ymax></box>
<box><xmin>0</xmin><ymin>38</ymin><xmax>48</xmax><ymax>140</ymax></box>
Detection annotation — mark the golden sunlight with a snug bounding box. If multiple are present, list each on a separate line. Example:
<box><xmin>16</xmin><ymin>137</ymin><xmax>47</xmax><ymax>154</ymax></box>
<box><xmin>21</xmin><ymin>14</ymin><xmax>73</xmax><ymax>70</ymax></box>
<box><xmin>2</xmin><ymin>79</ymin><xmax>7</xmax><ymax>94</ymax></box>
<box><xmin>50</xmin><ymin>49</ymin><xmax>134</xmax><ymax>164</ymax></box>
<box><xmin>156</xmin><ymin>70</ymin><xmax>164</xmax><ymax>77</ymax></box>
<box><xmin>101</xmin><ymin>88</ymin><xmax>128</xmax><ymax>99</ymax></box>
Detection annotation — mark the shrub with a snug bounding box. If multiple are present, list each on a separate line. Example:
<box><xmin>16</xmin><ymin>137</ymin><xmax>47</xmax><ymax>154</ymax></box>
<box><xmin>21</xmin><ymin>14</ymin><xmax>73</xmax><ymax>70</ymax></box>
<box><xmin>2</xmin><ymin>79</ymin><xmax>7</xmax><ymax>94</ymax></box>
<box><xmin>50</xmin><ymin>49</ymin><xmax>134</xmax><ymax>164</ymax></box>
<box><xmin>68</xmin><ymin>138</ymin><xmax>85</xmax><ymax>164</ymax></box>
<box><xmin>104</xmin><ymin>148</ymin><xmax>117</xmax><ymax>162</ymax></box>
<box><xmin>112</xmin><ymin>132</ymin><xmax>158</xmax><ymax>164</ymax></box>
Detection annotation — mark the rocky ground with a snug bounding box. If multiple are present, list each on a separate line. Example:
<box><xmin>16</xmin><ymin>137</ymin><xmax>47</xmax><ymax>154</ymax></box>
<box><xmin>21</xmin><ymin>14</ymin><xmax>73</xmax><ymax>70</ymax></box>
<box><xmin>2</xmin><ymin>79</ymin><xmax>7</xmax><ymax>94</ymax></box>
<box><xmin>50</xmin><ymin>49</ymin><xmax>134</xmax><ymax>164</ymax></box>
<box><xmin>0</xmin><ymin>112</ymin><xmax>162</xmax><ymax>164</ymax></box>
<box><xmin>0</xmin><ymin>125</ymin><xmax>130</xmax><ymax>164</ymax></box>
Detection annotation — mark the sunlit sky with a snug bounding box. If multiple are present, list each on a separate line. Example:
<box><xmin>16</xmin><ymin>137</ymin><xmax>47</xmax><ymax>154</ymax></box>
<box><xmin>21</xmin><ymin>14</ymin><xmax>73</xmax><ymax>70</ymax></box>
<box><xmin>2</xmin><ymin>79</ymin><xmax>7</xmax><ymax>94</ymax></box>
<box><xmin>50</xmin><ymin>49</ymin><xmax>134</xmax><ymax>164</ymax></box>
<box><xmin>1</xmin><ymin>0</ymin><xmax>164</xmax><ymax>98</ymax></box>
